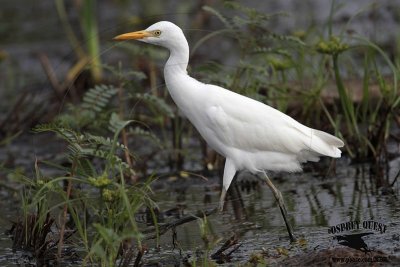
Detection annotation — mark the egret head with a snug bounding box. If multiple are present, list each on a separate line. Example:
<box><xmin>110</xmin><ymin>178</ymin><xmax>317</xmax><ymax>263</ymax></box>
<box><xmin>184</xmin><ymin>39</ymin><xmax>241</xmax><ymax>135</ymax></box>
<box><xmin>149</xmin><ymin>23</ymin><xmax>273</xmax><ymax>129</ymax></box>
<box><xmin>114</xmin><ymin>21</ymin><xmax>186</xmax><ymax>51</ymax></box>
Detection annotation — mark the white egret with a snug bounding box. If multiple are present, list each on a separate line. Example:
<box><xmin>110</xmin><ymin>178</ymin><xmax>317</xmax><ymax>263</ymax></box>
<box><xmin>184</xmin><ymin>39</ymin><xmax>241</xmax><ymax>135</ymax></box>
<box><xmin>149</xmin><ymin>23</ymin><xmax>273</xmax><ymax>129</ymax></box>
<box><xmin>114</xmin><ymin>21</ymin><xmax>344</xmax><ymax>242</ymax></box>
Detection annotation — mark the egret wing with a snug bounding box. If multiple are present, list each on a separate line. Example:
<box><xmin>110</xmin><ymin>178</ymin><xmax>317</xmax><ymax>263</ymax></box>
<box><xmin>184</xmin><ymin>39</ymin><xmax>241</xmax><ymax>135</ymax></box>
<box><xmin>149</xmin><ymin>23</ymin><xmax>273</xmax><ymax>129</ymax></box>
<box><xmin>204</xmin><ymin>85</ymin><xmax>334</xmax><ymax>156</ymax></box>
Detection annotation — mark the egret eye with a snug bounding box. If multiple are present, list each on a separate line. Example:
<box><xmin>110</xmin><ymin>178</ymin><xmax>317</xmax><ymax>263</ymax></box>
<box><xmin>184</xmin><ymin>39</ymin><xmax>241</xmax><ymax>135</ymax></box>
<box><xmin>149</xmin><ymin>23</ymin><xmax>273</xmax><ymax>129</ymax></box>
<box><xmin>153</xmin><ymin>30</ymin><xmax>162</xmax><ymax>37</ymax></box>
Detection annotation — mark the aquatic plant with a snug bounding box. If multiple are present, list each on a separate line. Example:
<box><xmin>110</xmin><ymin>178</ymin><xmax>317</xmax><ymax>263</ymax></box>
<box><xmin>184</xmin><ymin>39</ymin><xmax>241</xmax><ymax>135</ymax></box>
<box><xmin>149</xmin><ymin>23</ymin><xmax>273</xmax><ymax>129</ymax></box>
<box><xmin>8</xmin><ymin>79</ymin><xmax>165</xmax><ymax>265</ymax></box>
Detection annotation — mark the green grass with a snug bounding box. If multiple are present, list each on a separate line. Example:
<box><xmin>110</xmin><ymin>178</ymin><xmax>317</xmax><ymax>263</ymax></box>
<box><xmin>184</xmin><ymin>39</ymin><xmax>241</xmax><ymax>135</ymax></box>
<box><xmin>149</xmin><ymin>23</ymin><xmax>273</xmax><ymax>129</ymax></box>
<box><xmin>9</xmin><ymin>81</ymin><xmax>161</xmax><ymax>265</ymax></box>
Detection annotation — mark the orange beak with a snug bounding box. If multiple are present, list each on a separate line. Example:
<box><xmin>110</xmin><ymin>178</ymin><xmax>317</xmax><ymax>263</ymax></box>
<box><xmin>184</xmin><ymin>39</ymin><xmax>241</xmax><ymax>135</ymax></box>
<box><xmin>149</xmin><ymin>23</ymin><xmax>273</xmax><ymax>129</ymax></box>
<box><xmin>113</xmin><ymin>30</ymin><xmax>152</xmax><ymax>40</ymax></box>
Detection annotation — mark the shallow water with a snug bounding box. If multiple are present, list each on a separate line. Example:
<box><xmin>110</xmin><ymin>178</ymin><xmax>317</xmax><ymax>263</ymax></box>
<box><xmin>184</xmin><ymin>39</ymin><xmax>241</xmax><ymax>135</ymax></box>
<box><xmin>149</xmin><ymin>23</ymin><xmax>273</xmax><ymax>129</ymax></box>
<box><xmin>0</xmin><ymin>135</ymin><xmax>399</xmax><ymax>265</ymax></box>
<box><xmin>137</xmin><ymin>159</ymin><xmax>400</xmax><ymax>265</ymax></box>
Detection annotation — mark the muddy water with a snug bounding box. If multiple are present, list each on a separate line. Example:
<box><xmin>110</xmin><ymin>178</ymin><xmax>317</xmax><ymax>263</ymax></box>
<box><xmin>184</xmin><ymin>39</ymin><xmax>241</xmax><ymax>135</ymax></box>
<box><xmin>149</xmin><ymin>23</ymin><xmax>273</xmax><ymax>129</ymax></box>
<box><xmin>0</xmin><ymin>192</ymin><xmax>19</xmax><ymax>265</ymax></box>
<box><xmin>139</xmin><ymin>158</ymin><xmax>400</xmax><ymax>265</ymax></box>
<box><xmin>0</xmin><ymin>136</ymin><xmax>399</xmax><ymax>265</ymax></box>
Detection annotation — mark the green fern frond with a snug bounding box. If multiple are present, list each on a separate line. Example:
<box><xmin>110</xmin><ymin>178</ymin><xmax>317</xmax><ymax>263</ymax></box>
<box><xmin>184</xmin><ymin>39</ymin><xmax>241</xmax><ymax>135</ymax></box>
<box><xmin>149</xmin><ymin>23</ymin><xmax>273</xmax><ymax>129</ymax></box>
<box><xmin>123</xmin><ymin>70</ymin><xmax>147</xmax><ymax>81</ymax></box>
<box><xmin>102</xmin><ymin>63</ymin><xmax>147</xmax><ymax>81</ymax></box>
<box><xmin>129</xmin><ymin>127</ymin><xmax>163</xmax><ymax>148</ymax></box>
<box><xmin>203</xmin><ymin>6</ymin><xmax>235</xmax><ymax>30</ymax></box>
<box><xmin>252</xmin><ymin>47</ymin><xmax>292</xmax><ymax>57</ymax></box>
<box><xmin>232</xmin><ymin>16</ymin><xmax>249</xmax><ymax>28</ymax></box>
<box><xmin>33</xmin><ymin>123</ymin><xmax>82</xmax><ymax>144</ymax></box>
<box><xmin>56</xmin><ymin>84</ymin><xmax>118</xmax><ymax>130</ymax></box>
<box><xmin>89</xmin><ymin>149</ymin><xmax>135</xmax><ymax>176</ymax></box>
<box><xmin>67</xmin><ymin>144</ymin><xmax>135</xmax><ymax>176</ymax></box>
<box><xmin>108</xmin><ymin>113</ymin><xmax>133</xmax><ymax>135</ymax></box>
<box><xmin>81</xmin><ymin>85</ymin><xmax>118</xmax><ymax>113</ymax></box>
<box><xmin>33</xmin><ymin>122</ymin><xmax>63</xmax><ymax>132</ymax></box>
<box><xmin>85</xmin><ymin>133</ymin><xmax>128</xmax><ymax>151</ymax></box>
<box><xmin>129</xmin><ymin>93</ymin><xmax>175</xmax><ymax>118</ymax></box>
<box><xmin>76</xmin><ymin>158</ymin><xmax>96</xmax><ymax>178</ymax></box>
<box><xmin>265</xmin><ymin>33</ymin><xmax>306</xmax><ymax>46</ymax></box>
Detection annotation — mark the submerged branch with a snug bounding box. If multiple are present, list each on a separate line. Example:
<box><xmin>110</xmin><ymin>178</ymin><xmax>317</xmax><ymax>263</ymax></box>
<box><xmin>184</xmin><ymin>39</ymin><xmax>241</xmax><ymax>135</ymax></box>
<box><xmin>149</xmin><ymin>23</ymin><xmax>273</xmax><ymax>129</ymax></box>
<box><xmin>143</xmin><ymin>207</ymin><xmax>218</xmax><ymax>240</ymax></box>
<box><xmin>211</xmin><ymin>234</ymin><xmax>241</xmax><ymax>262</ymax></box>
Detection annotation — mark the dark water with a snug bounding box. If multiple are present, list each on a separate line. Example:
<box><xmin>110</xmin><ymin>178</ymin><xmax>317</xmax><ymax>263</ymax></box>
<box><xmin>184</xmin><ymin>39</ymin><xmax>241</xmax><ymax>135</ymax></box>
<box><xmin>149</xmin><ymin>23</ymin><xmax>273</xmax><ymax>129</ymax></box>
<box><xmin>138</xmin><ymin>157</ymin><xmax>400</xmax><ymax>265</ymax></box>
<box><xmin>1</xmin><ymin>141</ymin><xmax>399</xmax><ymax>265</ymax></box>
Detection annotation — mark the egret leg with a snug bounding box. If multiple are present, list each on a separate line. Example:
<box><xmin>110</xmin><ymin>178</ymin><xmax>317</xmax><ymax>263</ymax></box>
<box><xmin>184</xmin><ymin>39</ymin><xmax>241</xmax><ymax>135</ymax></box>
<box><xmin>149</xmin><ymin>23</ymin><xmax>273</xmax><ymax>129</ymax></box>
<box><xmin>219</xmin><ymin>159</ymin><xmax>236</xmax><ymax>212</ymax></box>
<box><xmin>259</xmin><ymin>172</ymin><xmax>296</xmax><ymax>242</ymax></box>
<box><xmin>219</xmin><ymin>187</ymin><xmax>227</xmax><ymax>212</ymax></box>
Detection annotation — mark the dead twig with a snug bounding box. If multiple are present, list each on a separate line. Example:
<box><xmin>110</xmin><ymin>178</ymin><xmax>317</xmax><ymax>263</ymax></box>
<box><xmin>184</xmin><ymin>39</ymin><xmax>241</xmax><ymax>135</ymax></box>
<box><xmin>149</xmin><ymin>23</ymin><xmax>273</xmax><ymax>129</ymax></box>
<box><xmin>38</xmin><ymin>53</ymin><xmax>64</xmax><ymax>100</ymax></box>
<box><xmin>211</xmin><ymin>234</ymin><xmax>241</xmax><ymax>263</ymax></box>
<box><xmin>57</xmin><ymin>177</ymin><xmax>73</xmax><ymax>261</ymax></box>
<box><xmin>57</xmin><ymin>159</ymin><xmax>77</xmax><ymax>262</ymax></box>
<box><xmin>390</xmin><ymin>168</ymin><xmax>399</xmax><ymax>187</ymax></box>
<box><xmin>143</xmin><ymin>207</ymin><xmax>218</xmax><ymax>240</ymax></box>
<box><xmin>133</xmin><ymin>246</ymin><xmax>146</xmax><ymax>267</ymax></box>
<box><xmin>117</xmin><ymin>242</ymin><xmax>146</xmax><ymax>267</ymax></box>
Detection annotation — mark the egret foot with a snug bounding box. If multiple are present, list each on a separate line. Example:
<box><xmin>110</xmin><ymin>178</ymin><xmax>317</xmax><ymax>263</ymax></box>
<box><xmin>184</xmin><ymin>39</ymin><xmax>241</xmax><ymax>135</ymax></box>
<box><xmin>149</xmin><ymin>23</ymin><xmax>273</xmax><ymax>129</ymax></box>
<box><xmin>219</xmin><ymin>187</ymin><xmax>227</xmax><ymax>212</ymax></box>
<box><xmin>259</xmin><ymin>172</ymin><xmax>297</xmax><ymax>242</ymax></box>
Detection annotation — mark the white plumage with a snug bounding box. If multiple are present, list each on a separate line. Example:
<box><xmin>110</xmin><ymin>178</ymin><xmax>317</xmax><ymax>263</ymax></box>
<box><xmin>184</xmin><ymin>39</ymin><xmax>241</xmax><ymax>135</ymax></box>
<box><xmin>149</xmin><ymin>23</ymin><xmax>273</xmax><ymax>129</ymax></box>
<box><xmin>114</xmin><ymin>21</ymin><xmax>344</xmax><ymax>241</ymax></box>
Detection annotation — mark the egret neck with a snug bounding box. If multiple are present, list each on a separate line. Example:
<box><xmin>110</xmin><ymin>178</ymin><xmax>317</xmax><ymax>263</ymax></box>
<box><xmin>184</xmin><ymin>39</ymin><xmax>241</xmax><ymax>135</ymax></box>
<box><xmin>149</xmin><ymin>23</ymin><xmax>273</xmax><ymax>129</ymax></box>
<box><xmin>162</xmin><ymin>35</ymin><xmax>204</xmax><ymax>123</ymax></box>
<box><xmin>164</xmin><ymin>36</ymin><xmax>189</xmax><ymax>74</ymax></box>
<box><xmin>163</xmin><ymin>35</ymin><xmax>193</xmax><ymax>110</ymax></box>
